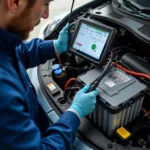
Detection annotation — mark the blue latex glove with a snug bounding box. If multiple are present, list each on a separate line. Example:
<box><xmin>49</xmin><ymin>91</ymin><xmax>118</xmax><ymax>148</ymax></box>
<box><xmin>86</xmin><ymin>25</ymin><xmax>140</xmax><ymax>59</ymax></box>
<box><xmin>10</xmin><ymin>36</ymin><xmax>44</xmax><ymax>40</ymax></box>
<box><xmin>69</xmin><ymin>84</ymin><xmax>99</xmax><ymax>118</ymax></box>
<box><xmin>54</xmin><ymin>23</ymin><xmax>70</xmax><ymax>55</ymax></box>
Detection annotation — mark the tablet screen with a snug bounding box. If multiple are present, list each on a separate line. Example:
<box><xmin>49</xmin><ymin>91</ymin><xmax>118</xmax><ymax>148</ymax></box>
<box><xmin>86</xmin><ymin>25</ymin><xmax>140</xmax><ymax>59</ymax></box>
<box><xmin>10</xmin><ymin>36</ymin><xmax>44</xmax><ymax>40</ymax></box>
<box><xmin>72</xmin><ymin>23</ymin><xmax>110</xmax><ymax>60</ymax></box>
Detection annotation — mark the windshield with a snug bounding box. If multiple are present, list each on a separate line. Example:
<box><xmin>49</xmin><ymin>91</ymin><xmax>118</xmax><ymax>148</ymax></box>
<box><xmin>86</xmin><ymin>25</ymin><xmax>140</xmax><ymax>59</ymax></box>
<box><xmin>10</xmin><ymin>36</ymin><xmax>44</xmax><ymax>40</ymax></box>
<box><xmin>113</xmin><ymin>0</ymin><xmax>150</xmax><ymax>20</ymax></box>
<box><xmin>131</xmin><ymin>0</ymin><xmax>150</xmax><ymax>8</ymax></box>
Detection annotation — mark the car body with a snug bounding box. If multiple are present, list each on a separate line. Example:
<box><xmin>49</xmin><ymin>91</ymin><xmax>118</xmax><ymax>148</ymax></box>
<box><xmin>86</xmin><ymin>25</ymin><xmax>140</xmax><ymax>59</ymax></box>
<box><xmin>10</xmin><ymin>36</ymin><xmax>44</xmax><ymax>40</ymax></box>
<box><xmin>29</xmin><ymin>0</ymin><xmax>150</xmax><ymax>149</ymax></box>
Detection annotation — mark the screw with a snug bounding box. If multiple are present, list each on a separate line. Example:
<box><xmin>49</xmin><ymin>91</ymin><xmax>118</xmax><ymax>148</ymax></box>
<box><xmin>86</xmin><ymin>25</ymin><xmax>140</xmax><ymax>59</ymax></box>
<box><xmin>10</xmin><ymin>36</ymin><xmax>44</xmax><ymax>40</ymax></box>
<box><xmin>108</xmin><ymin>144</ymin><xmax>113</xmax><ymax>149</ymax></box>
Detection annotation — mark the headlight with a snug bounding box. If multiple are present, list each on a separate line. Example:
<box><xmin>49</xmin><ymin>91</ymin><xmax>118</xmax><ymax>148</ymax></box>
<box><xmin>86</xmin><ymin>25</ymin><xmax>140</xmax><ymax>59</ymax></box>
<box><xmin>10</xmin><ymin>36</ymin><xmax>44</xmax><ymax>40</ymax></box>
<box><xmin>39</xmin><ymin>12</ymin><xmax>68</xmax><ymax>39</ymax></box>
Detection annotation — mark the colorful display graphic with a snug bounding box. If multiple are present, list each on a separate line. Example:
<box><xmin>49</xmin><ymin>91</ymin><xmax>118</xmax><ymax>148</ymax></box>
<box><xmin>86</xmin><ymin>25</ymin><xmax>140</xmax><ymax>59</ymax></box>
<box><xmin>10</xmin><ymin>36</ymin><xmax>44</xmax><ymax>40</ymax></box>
<box><xmin>73</xmin><ymin>23</ymin><xmax>110</xmax><ymax>59</ymax></box>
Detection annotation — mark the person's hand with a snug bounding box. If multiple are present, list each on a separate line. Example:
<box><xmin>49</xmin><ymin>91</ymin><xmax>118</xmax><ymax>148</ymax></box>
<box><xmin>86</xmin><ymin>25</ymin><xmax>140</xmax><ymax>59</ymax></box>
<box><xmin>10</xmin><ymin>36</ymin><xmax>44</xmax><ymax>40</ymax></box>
<box><xmin>69</xmin><ymin>84</ymin><xmax>99</xmax><ymax>118</ymax></box>
<box><xmin>54</xmin><ymin>23</ymin><xmax>70</xmax><ymax>55</ymax></box>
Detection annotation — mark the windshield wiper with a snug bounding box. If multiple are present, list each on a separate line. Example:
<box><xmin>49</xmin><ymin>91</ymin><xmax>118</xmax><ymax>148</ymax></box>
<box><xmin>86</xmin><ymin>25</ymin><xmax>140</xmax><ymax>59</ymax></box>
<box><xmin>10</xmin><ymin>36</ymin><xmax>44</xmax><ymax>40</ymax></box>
<box><xmin>124</xmin><ymin>0</ymin><xmax>150</xmax><ymax>13</ymax></box>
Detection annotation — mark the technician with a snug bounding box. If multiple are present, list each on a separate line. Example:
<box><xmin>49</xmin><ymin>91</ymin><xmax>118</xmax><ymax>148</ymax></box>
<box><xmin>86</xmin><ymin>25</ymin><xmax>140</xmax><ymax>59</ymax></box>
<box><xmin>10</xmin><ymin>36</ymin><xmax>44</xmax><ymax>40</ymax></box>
<box><xmin>0</xmin><ymin>0</ymin><xmax>99</xmax><ymax>149</ymax></box>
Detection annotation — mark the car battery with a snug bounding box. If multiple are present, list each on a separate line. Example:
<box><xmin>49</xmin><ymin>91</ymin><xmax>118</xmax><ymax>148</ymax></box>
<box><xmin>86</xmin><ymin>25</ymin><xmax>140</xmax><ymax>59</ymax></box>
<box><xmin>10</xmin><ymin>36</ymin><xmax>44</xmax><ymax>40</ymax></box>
<box><xmin>77</xmin><ymin>67</ymin><xmax>147</xmax><ymax>136</ymax></box>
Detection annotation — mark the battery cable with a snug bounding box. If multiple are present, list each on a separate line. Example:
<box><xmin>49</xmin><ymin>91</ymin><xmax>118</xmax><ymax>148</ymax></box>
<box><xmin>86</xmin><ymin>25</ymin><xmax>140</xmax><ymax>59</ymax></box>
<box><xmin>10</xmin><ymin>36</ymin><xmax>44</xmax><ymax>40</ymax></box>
<box><xmin>114</xmin><ymin>63</ymin><xmax>150</xmax><ymax>80</ymax></box>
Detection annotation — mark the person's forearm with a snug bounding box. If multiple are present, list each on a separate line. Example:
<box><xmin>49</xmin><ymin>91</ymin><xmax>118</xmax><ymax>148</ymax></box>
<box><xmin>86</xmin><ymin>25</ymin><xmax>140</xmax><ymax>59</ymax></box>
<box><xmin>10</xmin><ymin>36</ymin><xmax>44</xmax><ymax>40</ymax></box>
<box><xmin>16</xmin><ymin>38</ymin><xmax>57</xmax><ymax>69</ymax></box>
<box><xmin>41</xmin><ymin>111</ymin><xmax>80</xmax><ymax>150</ymax></box>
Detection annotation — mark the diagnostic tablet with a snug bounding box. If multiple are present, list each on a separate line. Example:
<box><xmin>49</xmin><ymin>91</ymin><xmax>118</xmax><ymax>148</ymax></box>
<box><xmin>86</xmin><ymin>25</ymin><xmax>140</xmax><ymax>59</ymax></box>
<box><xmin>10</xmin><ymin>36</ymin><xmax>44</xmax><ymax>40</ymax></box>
<box><xmin>70</xmin><ymin>19</ymin><xmax>117</xmax><ymax>65</ymax></box>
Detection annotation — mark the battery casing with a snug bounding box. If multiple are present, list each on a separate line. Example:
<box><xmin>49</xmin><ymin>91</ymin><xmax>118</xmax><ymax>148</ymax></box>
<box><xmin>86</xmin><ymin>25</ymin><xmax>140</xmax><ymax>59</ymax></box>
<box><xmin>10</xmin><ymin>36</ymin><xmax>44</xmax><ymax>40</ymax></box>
<box><xmin>78</xmin><ymin>67</ymin><xmax>147</xmax><ymax>136</ymax></box>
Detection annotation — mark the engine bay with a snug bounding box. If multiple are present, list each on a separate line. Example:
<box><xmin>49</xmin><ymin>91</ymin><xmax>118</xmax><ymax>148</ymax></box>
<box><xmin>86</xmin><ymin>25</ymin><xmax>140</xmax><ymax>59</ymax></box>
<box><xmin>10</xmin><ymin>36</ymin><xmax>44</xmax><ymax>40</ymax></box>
<box><xmin>38</xmin><ymin>0</ymin><xmax>150</xmax><ymax>149</ymax></box>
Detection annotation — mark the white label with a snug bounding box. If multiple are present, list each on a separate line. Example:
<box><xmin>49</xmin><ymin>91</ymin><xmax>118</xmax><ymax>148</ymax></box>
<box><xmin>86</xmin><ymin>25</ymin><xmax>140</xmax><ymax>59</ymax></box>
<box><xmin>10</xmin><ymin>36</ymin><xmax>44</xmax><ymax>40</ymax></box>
<box><xmin>116</xmin><ymin>71</ymin><xmax>131</xmax><ymax>82</ymax></box>
<box><xmin>47</xmin><ymin>83</ymin><xmax>56</xmax><ymax>91</ymax></box>
<box><xmin>105</xmin><ymin>80</ymin><xmax>116</xmax><ymax>88</ymax></box>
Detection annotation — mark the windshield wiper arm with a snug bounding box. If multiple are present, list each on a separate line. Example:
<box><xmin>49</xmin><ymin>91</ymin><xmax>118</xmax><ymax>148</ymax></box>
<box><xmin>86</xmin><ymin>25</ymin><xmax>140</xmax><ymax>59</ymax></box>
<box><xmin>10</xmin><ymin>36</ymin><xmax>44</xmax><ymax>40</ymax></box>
<box><xmin>124</xmin><ymin>0</ymin><xmax>150</xmax><ymax>13</ymax></box>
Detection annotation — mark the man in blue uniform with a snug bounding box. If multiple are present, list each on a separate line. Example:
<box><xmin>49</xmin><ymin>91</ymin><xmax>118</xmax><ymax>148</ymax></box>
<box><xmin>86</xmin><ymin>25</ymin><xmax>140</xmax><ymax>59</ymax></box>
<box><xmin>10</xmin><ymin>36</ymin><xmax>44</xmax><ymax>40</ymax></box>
<box><xmin>0</xmin><ymin>0</ymin><xmax>99</xmax><ymax>149</ymax></box>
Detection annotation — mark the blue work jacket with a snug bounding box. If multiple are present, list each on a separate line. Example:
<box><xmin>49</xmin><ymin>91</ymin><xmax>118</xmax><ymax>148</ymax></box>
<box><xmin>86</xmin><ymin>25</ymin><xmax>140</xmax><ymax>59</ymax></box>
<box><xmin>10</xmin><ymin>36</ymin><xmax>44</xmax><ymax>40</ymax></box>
<box><xmin>0</xmin><ymin>28</ymin><xmax>80</xmax><ymax>150</ymax></box>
